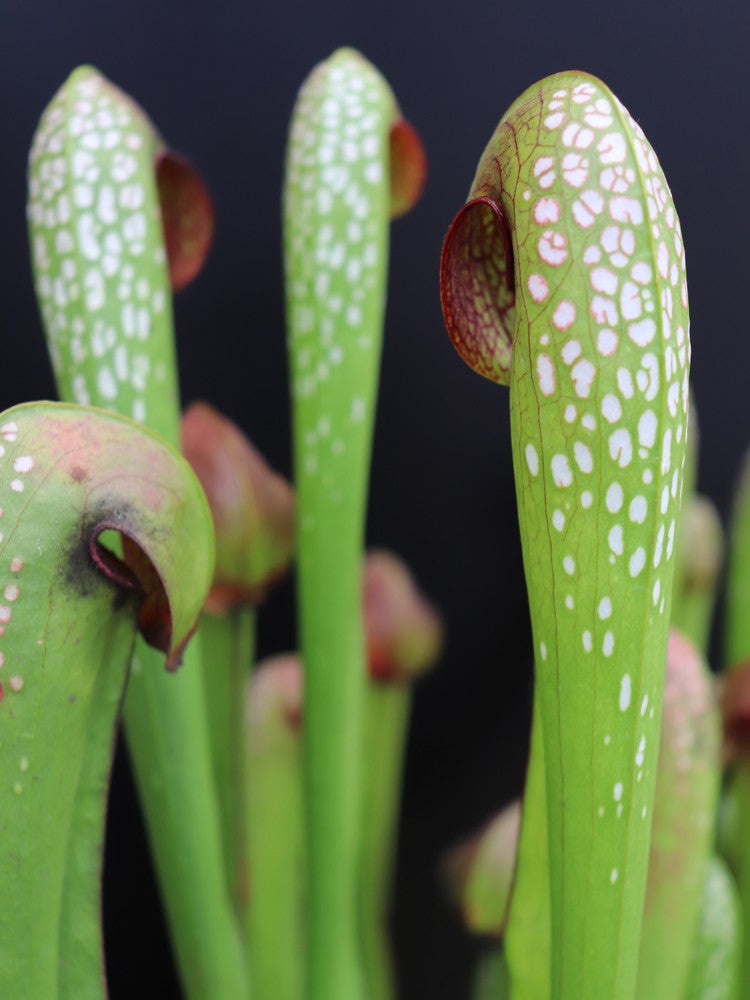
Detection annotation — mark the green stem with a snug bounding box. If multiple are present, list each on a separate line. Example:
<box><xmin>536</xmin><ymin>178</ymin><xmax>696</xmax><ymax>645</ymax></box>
<box><xmin>359</xmin><ymin>685</ymin><xmax>412</xmax><ymax>1000</ymax></box>
<box><xmin>200</xmin><ymin>608</ymin><xmax>256</xmax><ymax>913</ymax></box>
<box><xmin>724</xmin><ymin>449</ymin><xmax>750</xmax><ymax>998</ymax></box>
<box><xmin>504</xmin><ymin>690</ymin><xmax>550</xmax><ymax>1000</ymax></box>
<box><xmin>123</xmin><ymin>647</ymin><xmax>249</xmax><ymax>998</ymax></box>
<box><xmin>245</xmin><ymin>657</ymin><xmax>305</xmax><ymax>1000</ymax></box>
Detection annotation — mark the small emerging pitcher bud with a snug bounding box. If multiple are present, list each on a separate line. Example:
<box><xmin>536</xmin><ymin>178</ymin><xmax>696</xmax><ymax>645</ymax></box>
<box><xmin>181</xmin><ymin>402</ymin><xmax>294</xmax><ymax>612</ymax></box>
<box><xmin>442</xmin><ymin>799</ymin><xmax>521</xmax><ymax>938</ymax></box>
<box><xmin>363</xmin><ymin>550</ymin><xmax>443</xmax><ymax>683</ymax></box>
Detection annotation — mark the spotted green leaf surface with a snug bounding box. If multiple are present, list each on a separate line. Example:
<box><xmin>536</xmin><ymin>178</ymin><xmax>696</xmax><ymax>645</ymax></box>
<box><xmin>28</xmin><ymin>68</ymin><xmax>248</xmax><ymax>1000</ymax></box>
<box><xmin>28</xmin><ymin>66</ymin><xmax>181</xmax><ymax>438</ymax></box>
<box><xmin>440</xmin><ymin>72</ymin><xmax>690</xmax><ymax>998</ymax></box>
<box><xmin>0</xmin><ymin>402</ymin><xmax>213</xmax><ymax>999</ymax></box>
<box><xmin>284</xmin><ymin>48</ymin><xmax>424</xmax><ymax>1000</ymax></box>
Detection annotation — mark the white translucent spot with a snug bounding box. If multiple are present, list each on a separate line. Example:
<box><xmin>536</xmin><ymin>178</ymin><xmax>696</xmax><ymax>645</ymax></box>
<box><xmin>551</xmin><ymin>454</ymin><xmax>573</xmax><ymax>488</ymax></box>
<box><xmin>4</xmin><ymin>584</ymin><xmax>19</xmax><ymax>602</ymax></box>
<box><xmin>629</xmin><ymin>318</ymin><xmax>656</xmax><ymax>347</ymax></box>
<box><xmin>564</xmin><ymin>405</ymin><xmax>577</xmax><ymax>423</ymax></box>
<box><xmin>617</xmin><ymin>368</ymin><xmax>634</xmax><ymax>399</ymax></box>
<box><xmin>581</xmin><ymin>490</ymin><xmax>593</xmax><ymax>509</ymax></box>
<box><xmin>638</xmin><ymin>410</ymin><xmax>657</xmax><ymax>449</ymax></box>
<box><xmin>553</xmin><ymin>300</ymin><xmax>576</xmax><ymax>330</ymax></box>
<box><xmin>598</xmin><ymin>597</ymin><xmax>612</xmax><ymax>620</ymax></box>
<box><xmin>527</xmin><ymin>273</ymin><xmax>549</xmax><ymax>302</ymax></box>
<box><xmin>613</xmin><ymin>782</ymin><xmax>623</xmax><ymax>801</ymax></box>
<box><xmin>563</xmin><ymin>556</ymin><xmax>576</xmax><ymax>575</ymax></box>
<box><xmin>601</xmin><ymin>394</ymin><xmax>622</xmax><ymax>423</ymax></box>
<box><xmin>620</xmin><ymin>281</ymin><xmax>642</xmax><ymax>321</ymax></box>
<box><xmin>603</xmin><ymin>631</ymin><xmax>615</xmax><ymax>657</ymax></box>
<box><xmin>97</xmin><ymin>367</ymin><xmax>117</xmax><ymax>401</ymax></box>
<box><xmin>661</xmin><ymin>429</ymin><xmax>672</xmax><ymax>474</ymax></box>
<box><xmin>606</xmin><ymin>482</ymin><xmax>623</xmax><ymax>513</ymax></box>
<box><xmin>538</xmin><ymin>229</ymin><xmax>568</xmax><ymax>266</ymax></box>
<box><xmin>10</xmin><ymin>480</ymin><xmax>24</xmax><ymax>494</ymax></box>
<box><xmin>629</xmin><ymin>547</ymin><xmax>646</xmax><ymax>577</ymax></box>
<box><xmin>609</xmin><ymin>428</ymin><xmax>632</xmax><ymax>467</ymax></box>
<box><xmin>571</xmin><ymin>359</ymin><xmax>595</xmax><ymax>398</ymax></box>
<box><xmin>631</xmin><ymin>261</ymin><xmax>652</xmax><ymax>284</ymax></box>
<box><xmin>565</xmin><ymin>595</ymin><xmax>575</xmax><ymax>609</ymax></box>
<box><xmin>598</xmin><ymin>133</ymin><xmax>627</xmax><ymax>164</ymax></box>
<box><xmin>574</xmin><ymin>442</ymin><xmax>593</xmax><ymax>473</ymax></box>
<box><xmin>584</xmin><ymin>245</ymin><xmax>602</xmax><ymax>264</ymax></box>
<box><xmin>660</xmin><ymin>484</ymin><xmax>670</xmax><ymax>514</ymax></box>
<box><xmin>610</xmin><ymin>196</ymin><xmax>643</xmax><ymax>224</ymax></box>
<box><xmin>534</xmin><ymin>198</ymin><xmax>561</xmax><ymax>225</ymax></box>
<box><xmin>608</xmin><ymin>524</ymin><xmax>624</xmax><ymax>555</ymax></box>
<box><xmin>591</xmin><ymin>295</ymin><xmax>618</xmax><ymax>325</ymax></box>
<box><xmin>583</xmin><ymin>630</ymin><xmax>592</xmax><ymax>652</ymax></box>
<box><xmin>610</xmin><ymin>868</ymin><xmax>619</xmax><ymax>885</ymax></box>
<box><xmin>597</xmin><ymin>329</ymin><xmax>618</xmax><ymax>356</ymax></box>
<box><xmin>629</xmin><ymin>496</ymin><xmax>648</xmax><ymax>523</ymax></box>
<box><xmin>635</xmin><ymin>736</ymin><xmax>646</xmax><ymax>767</ymax></box>
<box><xmin>536</xmin><ymin>354</ymin><xmax>556</xmax><ymax>396</ymax></box>
<box><xmin>12</xmin><ymin>456</ymin><xmax>33</xmax><ymax>474</ymax></box>
<box><xmin>552</xmin><ymin>509</ymin><xmax>565</xmax><ymax>532</ymax></box>
<box><xmin>591</xmin><ymin>267</ymin><xmax>618</xmax><ymax>295</ymax></box>
<box><xmin>561</xmin><ymin>340</ymin><xmax>582</xmax><ymax>365</ymax></box>
<box><xmin>653</xmin><ymin>524</ymin><xmax>665</xmax><ymax>567</ymax></box>
<box><xmin>525</xmin><ymin>443</ymin><xmax>539</xmax><ymax>476</ymax></box>
<box><xmin>640</xmin><ymin>695</ymin><xmax>649</xmax><ymax>717</ymax></box>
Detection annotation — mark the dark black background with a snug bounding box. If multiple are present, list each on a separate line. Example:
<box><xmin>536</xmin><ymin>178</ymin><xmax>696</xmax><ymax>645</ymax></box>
<box><xmin>1</xmin><ymin>1</ymin><xmax>748</xmax><ymax>996</ymax></box>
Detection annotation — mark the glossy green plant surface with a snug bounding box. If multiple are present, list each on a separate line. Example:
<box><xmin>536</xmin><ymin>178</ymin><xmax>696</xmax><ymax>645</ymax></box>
<box><xmin>441</xmin><ymin>71</ymin><xmax>690</xmax><ymax>998</ymax></box>
<box><xmin>181</xmin><ymin>401</ymin><xmax>294</xmax><ymax>918</ymax></box>
<box><xmin>283</xmin><ymin>48</ymin><xmax>424</xmax><ymax>1000</ymax></box>
<box><xmin>359</xmin><ymin>552</ymin><xmax>442</xmax><ymax>1000</ymax></box>
<box><xmin>27</xmin><ymin>67</ymin><xmax>248</xmax><ymax>999</ymax></box>
<box><xmin>502</xmin><ymin>694</ymin><xmax>550</xmax><ymax>999</ymax></box>
<box><xmin>245</xmin><ymin>655</ymin><xmax>305</xmax><ymax>1000</ymax></box>
<box><xmin>472</xmin><ymin>949</ymin><xmax>509</xmax><ymax>1000</ymax></box>
<box><xmin>0</xmin><ymin>402</ymin><xmax>213</xmax><ymax>998</ymax></box>
<box><xmin>723</xmin><ymin>447</ymin><xmax>750</xmax><ymax>997</ymax></box>
<box><xmin>443</xmin><ymin>800</ymin><xmax>521</xmax><ymax>938</ymax></box>
<box><xmin>636</xmin><ymin>629</ymin><xmax>720</xmax><ymax>999</ymax></box>
<box><xmin>671</xmin><ymin>494</ymin><xmax>723</xmax><ymax>653</ymax></box>
<box><xmin>685</xmin><ymin>856</ymin><xmax>742</xmax><ymax>1000</ymax></box>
